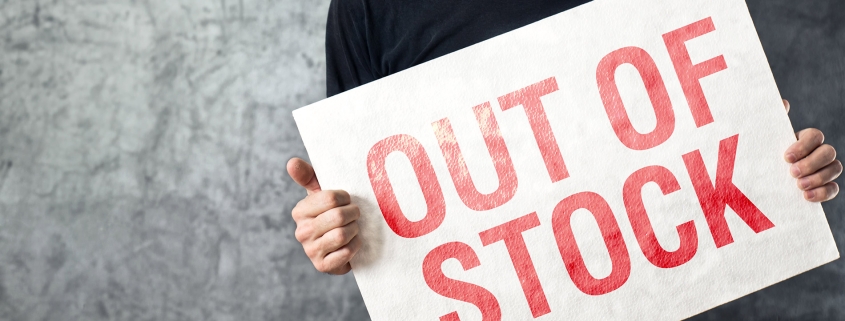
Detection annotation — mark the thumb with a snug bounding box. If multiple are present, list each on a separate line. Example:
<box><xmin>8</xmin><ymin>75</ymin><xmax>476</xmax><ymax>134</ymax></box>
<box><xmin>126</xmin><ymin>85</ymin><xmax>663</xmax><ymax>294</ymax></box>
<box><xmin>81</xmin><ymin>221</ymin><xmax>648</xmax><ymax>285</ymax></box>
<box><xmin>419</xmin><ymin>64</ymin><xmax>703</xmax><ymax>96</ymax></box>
<box><xmin>783</xmin><ymin>99</ymin><xmax>790</xmax><ymax>114</ymax></box>
<box><xmin>287</xmin><ymin>158</ymin><xmax>321</xmax><ymax>194</ymax></box>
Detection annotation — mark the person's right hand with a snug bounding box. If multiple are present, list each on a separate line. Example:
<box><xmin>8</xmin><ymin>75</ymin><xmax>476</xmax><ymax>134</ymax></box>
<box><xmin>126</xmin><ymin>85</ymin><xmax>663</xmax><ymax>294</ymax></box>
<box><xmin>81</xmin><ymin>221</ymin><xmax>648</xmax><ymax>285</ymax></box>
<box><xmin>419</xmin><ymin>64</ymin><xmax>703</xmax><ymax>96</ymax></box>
<box><xmin>287</xmin><ymin>157</ymin><xmax>361</xmax><ymax>275</ymax></box>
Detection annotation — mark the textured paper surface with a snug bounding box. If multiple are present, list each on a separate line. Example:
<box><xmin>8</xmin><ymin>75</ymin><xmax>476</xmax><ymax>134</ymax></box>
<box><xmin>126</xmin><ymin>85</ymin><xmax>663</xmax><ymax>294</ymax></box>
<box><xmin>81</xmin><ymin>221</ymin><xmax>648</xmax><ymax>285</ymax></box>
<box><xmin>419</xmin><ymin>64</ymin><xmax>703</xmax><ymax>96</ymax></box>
<box><xmin>292</xmin><ymin>0</ymin><xmax>840</xmax><ymax>319</ymax></box>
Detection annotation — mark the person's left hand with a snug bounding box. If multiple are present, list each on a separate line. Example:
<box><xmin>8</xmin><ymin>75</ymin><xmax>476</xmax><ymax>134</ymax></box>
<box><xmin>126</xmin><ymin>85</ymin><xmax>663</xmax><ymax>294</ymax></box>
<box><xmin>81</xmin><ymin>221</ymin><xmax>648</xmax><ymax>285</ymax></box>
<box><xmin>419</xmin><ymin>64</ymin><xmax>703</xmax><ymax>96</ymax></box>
<box><xmin>782</xmin><ymin>99</ymin><xmax>842</xmax><ymax>202</ymax></box>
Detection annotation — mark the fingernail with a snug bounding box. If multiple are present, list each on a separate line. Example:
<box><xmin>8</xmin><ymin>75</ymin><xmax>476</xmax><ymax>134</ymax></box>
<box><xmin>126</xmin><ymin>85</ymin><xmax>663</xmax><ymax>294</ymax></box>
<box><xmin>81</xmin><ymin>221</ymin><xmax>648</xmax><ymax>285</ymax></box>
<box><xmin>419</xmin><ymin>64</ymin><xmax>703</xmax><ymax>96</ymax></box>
<box><xmin>799</xmin><ymin>178</ymin><xmax>811</xmax><ymax>190</ymax></box>
<box><xmin>805</xmin><ymin>190</ymin><xmax>815</xmax><ymax>200</ymax></box>
<box><xmin>790</xmin><ymin>165</ymin><xmax>801</xmax><ymax>178</ymax></box>
<box><xmin>786</xmin><ymin>153</ymin><xmax>797</xmax><ymax>163</ymax></box>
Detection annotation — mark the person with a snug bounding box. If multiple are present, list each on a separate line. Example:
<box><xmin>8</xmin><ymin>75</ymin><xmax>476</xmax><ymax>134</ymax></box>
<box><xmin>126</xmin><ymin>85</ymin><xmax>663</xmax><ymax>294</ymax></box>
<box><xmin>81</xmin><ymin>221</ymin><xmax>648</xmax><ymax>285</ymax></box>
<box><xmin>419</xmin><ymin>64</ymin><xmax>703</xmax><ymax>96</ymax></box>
<box><xmin>287</xmin><ymin>0</ymin><xmax>843</xmax><ymax>275</ymax></box>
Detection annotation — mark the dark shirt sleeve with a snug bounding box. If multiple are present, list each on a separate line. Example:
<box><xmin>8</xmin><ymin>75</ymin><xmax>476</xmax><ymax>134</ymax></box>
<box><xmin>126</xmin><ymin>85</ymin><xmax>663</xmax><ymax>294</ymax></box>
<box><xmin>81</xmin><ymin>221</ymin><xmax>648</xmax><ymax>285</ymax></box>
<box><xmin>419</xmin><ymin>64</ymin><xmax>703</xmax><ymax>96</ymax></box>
<box><xmin>325</xmin><ymin>0</ymin><xmax>378</xmax><ymax>97</ymax></box>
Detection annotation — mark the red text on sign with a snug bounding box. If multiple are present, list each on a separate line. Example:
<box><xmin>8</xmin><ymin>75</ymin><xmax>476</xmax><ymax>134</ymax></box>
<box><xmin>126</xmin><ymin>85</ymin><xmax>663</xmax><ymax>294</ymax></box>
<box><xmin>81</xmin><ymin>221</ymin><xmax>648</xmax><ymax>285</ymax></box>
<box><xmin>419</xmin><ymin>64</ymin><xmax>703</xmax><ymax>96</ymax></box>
<box><xmin>479</xmin><ymin>212</ymin><xmax>550</xmax><ymax>318</ymax></box>
<box><xmin>682</xmin><ymin>134</ymin><xmax>775</xmax><ymax>248</ymax></box>
<box><xmin>663</xmin><ymin>17</ymin><xmax>728</xmax><ymax>128</ymax></box>
<box><xmin>597</xmin><ymin>46</ymin><xmax>676</xmax><ymax>150</ymax></box>
<box><xmin>498</xmin><ymin>77</ymin><xmax>570</xmax><ymax>183</ymax></box>
<box><xmin>360</xmin><ymin>15</ymin><xmax>776</xmax><ymax>318</ymax></box>
<box><xmin>553</xmin><ymin>192</ymin><xmax>632</xmax><ymax>295</ymax></box>
<box><xmin>367</xmin><ymin>134</ymin><xmax>446</xmax><ymax>238</ymax></box>
<box><xmin>623</xmin><ymin>165</ymin><xmax>698</xmax><ymax>268</ymax></box>
<box><xmin>423</xmin><ymin>242</ymin><xmax>502</xmax><ymax>321</ymax></box>
<box><xmin>434</xmin><ymin>102</ymin><xmax>519</xmax><ymax>211</ymax></box>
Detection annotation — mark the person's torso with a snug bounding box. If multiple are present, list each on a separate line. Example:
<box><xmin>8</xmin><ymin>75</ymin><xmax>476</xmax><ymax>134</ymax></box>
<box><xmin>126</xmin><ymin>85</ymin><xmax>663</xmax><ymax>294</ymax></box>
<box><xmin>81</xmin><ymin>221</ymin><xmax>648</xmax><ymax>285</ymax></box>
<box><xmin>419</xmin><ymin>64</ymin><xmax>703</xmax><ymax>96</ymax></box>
<box><xmin>363</xmin><ymin>0</ymin><xmax>590</xmax><ymax>78</ymax></box>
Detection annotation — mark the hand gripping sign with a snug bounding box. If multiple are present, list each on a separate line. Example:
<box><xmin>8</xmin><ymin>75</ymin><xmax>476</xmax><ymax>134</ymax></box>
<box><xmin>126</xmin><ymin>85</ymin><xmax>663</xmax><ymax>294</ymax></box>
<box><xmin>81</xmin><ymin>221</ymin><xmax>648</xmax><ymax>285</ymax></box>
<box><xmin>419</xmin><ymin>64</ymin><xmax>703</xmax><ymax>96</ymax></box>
<box><xmin>292</xmin><ymin>0</ymin><xmax>839</xmax><ymax>319</ymax></box>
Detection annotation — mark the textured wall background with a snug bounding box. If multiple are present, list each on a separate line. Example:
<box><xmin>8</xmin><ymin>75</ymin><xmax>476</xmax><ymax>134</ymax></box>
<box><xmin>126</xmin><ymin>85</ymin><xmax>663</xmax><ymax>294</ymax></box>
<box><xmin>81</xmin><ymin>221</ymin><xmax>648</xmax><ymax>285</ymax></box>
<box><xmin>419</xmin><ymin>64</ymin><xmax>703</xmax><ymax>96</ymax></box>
<box><xmin>0</xmin><ymin>0</ymin><xmax>841</xmax><ymax>320</ymax></box>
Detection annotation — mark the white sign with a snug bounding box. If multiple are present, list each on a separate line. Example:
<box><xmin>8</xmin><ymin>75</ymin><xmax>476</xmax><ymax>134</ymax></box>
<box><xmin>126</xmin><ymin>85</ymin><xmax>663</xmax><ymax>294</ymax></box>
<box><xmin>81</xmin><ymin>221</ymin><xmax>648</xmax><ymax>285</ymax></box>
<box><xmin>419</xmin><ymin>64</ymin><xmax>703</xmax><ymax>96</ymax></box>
<box><xmin>292</xmin><ymin>0</ymin><xmax>839</xmax><ymax>319</ymax></box>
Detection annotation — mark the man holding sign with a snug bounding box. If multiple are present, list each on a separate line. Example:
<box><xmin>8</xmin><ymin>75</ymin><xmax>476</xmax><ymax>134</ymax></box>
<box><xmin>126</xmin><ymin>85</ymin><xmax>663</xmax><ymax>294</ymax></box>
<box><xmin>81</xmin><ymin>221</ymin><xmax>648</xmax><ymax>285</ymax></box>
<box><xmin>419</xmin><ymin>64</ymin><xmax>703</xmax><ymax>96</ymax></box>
<box><xmin>288</xmin><ymin>0</ymin><xmax>842</xmax><ymax>319</ymax></box>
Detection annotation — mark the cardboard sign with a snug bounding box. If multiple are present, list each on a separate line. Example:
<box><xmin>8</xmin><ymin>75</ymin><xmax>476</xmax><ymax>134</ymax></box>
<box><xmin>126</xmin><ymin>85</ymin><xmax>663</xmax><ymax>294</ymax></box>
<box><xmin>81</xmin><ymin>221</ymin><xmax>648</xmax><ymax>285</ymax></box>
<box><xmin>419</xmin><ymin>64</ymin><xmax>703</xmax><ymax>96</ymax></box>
<box><xmin>292</xmin><ymin>0</ymin><xmax>839</xmax><ymax>319</ymax></box>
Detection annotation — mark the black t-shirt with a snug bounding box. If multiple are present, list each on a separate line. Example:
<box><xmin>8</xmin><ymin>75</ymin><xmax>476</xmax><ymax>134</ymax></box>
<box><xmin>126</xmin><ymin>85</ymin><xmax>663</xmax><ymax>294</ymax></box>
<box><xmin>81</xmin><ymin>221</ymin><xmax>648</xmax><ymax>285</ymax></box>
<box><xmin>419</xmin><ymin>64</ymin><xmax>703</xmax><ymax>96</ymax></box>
<box><xmin>325</xmin><ymin>0</ymin><xmax>590</xmax><ymax>97</ymax></box>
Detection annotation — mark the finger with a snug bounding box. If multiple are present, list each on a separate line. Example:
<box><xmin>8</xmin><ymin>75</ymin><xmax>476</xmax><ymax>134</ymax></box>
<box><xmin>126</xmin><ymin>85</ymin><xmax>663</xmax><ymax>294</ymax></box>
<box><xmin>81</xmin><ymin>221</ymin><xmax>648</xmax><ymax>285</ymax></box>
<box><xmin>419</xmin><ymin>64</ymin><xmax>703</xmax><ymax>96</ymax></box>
<box><xmin>326</xmin><ymin>262</ymin><xmax>352</xmax><ymax>275</ymax></box>
<box><xmin>784</xmin><ymin>128</ymin><xmax>825</xmax><ymax>163</ymax></box>
<box><xmin>312</xmin><ymin>204</ymin><xmax>360</xmax><ymax>238</ymax></box>
<box><xmin>287</xmin><ymin>158</ymin><xmax>321</xmax><ymax>194</ymax></box>
<box><xmin>318</xmin><ymin>222</ymin><xmax>360</xmax><ymax>256</ymax></box>
<box><xmin>804</xmin><ymin>182</ymin><xmax>840</xmax><ymax>202</ymax></box>
<box><xmin>797</xmin><ymin>160</ymin><xmax>843</xmax><ymax>191</ymax></box>
<box><xmin>322</xmin><ymin>236</ymin><xmax>362</xmax><ymax>275</ymax></box>
<box><xmin>790</xmin><ymin>144</ymin><xmax>836</xmax><ymax>178</ymax></box>
<box><xmin>782</xmin><ymin>99</ymin><xmax>790</xmax><ymax>113</ymax></box>
<box><xmin>292</xmin><ymin>190</ymin><xmax>352</xmax><ymax>220</ymax></box>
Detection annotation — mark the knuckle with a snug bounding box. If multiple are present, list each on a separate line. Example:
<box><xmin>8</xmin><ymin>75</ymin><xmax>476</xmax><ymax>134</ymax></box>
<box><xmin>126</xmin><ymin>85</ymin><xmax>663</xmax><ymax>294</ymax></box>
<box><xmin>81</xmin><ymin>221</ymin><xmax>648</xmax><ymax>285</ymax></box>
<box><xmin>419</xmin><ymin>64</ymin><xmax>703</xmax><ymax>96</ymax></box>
<box><xmin>798</xmin><ymin>161</ymin><xmax>813</xmax><ymax>174</ymax></box>
<box><xmin>331</xmin><ymin>190</ymin><xmax>351</xmax><ymax>206</ymax></box>
<box><xmin>294</xmin><ymin>225</ymin><xmax>311</xmax><ymax>243</ymax></box>
<box><xmin>325</xmin><ymin>193</ymin><xmax>340</xmax><ymax>208</ymax></box>
<box><xmin>312</xmin><ymin>192</ymin><xmax>332</xmax><ymax>208</ymax></box>
<box><xmin>809</xmin><ymin>175</ymin><xmax>823</xmax><ymax>186</ymax></box>
<box><xmin>294</xmin><ymin>228</ymin><xmax>305</xmax><ymax>242</ymax></box>
<box><xmin>320</xmin><ymin>191</ymin><xmax>343</xmax><ymax>208</ymax></box>
<box><xmin>303</xmin><ymin>244</ymin><xmax>318</xmax><ymax>259</ymax></box>
<box><xmin>332</xmin><ymin>229</ymin><xmax>349</xmax><ymax>246</ymax></box>
<box><xmin>314</xmin><ymin>260</ymin><xmax>330</xmax><ymax>273</ymax></box>
<box><xmin>291</xmin><ymin>203</ymin><xmax>304</xmax><ymax>221</ymax></box>
<box><xmin>329</xmin><ymin>228</ymin><xmax>349</xmax><ymax>248</ymax></box>
<box><xmin>325</xmin><ymin>208</ymin><xmax>345</xmax><ymax>227</ymax></box>
<box><xmin>321</xmin><ymin>229</ymin><xmax>341</xmax><ymax>249</ymax></box>
<box><xmin>794</xmin><ymin>145</ymin><xmax>811</xmax><ymax>157</ymax></box>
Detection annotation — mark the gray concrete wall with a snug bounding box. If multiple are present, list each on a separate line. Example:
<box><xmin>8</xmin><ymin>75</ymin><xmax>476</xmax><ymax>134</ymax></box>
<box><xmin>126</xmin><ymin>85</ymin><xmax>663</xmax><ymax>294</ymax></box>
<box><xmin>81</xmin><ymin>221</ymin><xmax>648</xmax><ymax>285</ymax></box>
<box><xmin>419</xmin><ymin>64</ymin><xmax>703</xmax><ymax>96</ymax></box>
<box><xmin>0</xmin><ymin>0</ymin><xmax>841</xmax><ymax>320</ymax></box>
